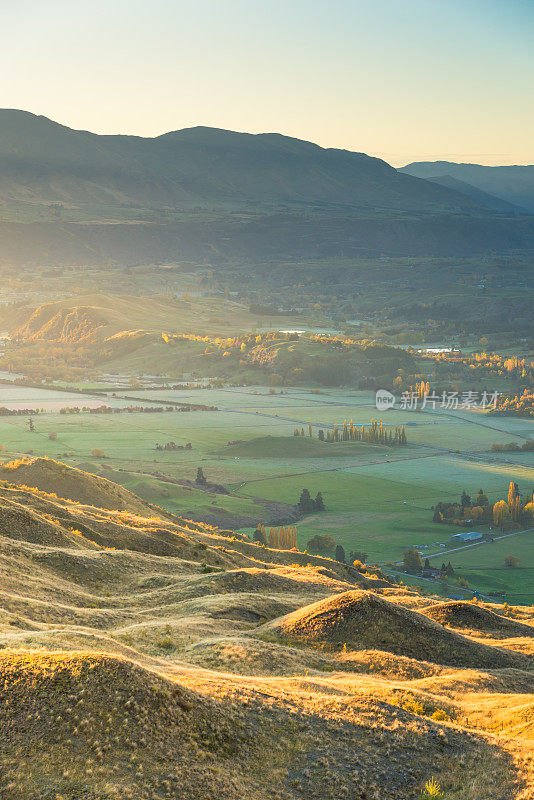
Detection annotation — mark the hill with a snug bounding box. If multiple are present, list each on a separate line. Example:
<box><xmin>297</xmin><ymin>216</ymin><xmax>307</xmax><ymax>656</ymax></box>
<box><xmin>261</xmin><ymin>590</ymin><xmax>530</xmax><ymax>669</ymax></box>
<box><xmin>400</xmin><ymin>161</ymin><xmax>534</xmax><ymax>213</ymax></box>
<box><xmin>1</xmin><ymin>110</ymin><xmax>534</xmax><ymax>264</ymax></box>
<box><xmin>0</xmin><ymin>456</ymin><xmax>169</xmax><ymax>518</ymax></box>
<box><xmin>0</xmin><ymin>461</ymin><xmax>532</xmax><ymax>798</ymax></box>
<box><xmin>0</xmin><ymin>110</ymin><xmax>480</xmax><ymax>213</ymax></box>
<box><xmin>422</xmin><ymin>600</ymin><xmax>534</xmax><ymax>638</ymax></box>
<box><xmin>9</xmin><ymin>293</ymin><xmax>304</xmax><ymax>343</ymax></box>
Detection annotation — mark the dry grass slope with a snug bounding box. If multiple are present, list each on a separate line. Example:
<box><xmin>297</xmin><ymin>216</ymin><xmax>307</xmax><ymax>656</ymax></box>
<box><xmin>0</xmin><ymin>456</ymin><xmax>171</xmax><ymax>519</ymax></box>
<box><xmin>422</xmin><ymin>600</ymin><xmax>534</xmax><ymax>638</ymax></box>
<box><xmin>262</xmin><ymin>590</ymin><xmax>533</xmax><ymax>669</ymax></box>
<box><xmin>0</xmin><ymin>460</ymin><xmax>531</xmax><ymax>799</ymax></box>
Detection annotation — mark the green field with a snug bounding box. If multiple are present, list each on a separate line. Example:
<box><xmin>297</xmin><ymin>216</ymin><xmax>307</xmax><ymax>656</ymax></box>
<box><xmin>0</xmin><ymin>384</ymin><xmax>532</xmax><ymax>601</ymax></box>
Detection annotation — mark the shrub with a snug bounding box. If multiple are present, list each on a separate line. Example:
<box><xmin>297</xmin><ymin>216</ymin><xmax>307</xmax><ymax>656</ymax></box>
<box><xmin>421</xmin><ymin>778</ymin><xmax>443</xmax><ymax>798</ymax></box>
<box><xmin>91</xmin><ymin>448</ymin><xmax>106</xmax><ymax>458</ymax></box>
<box><xmin>156</xmin><ymin>636</ymin><xmax>174</xmax><ymax>650</ymax></box>
<box><xmin>48</xmin><ymin>432</ymin><xmax>58</xmax><ymax>441</ymax></box>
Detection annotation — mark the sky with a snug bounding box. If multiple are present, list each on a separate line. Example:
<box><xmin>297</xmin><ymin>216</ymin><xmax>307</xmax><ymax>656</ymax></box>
<box><xmin>1</xmin><ymin>0</ymin><xmax>533</xmax><ymax>166</ymax></box>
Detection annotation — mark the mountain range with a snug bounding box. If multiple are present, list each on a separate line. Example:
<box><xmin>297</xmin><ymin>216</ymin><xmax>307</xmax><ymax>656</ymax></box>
<box><xmin>0</xmin><ymin>109</ymin><xmax>533</xmax><ymax>264</ymax></box>
<box><xmin>400</xmin><ymin>161</ymin><xmax>534</xmax><ymax>213</ymax></box>
<box><xmin>0</xmin><ymin>109</ymin><xmax>481</xmax><ymax>213</ymax></box>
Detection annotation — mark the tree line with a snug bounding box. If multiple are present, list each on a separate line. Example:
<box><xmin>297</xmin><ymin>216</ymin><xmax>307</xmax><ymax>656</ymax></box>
<box><xmin>254</xmin><ymin>524</ymin><xmax>298</xmax><ymax>549</ymax></box>
<box><xmin>294</xmin><ymin>418</ymin><xmax>407</xmax><ymax>445</ymax></box>
<box><xmin>433</xmin><ymin>482</ymin><xmax>534</xmax><ymax>530</ymax></box>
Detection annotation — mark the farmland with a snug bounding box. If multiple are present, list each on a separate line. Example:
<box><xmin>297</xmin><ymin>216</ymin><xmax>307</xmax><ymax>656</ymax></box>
<box><xmin>0</xmin><ymin>382</ymin><xmax>532</xmax><ymax>602</ymax></box>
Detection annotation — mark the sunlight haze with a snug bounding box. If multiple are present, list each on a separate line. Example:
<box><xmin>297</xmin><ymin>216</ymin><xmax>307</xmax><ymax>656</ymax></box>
<box><xmin>2</xmin><ymin>0</ymin><xmax>533</xmax><ymax>165</ymax></box>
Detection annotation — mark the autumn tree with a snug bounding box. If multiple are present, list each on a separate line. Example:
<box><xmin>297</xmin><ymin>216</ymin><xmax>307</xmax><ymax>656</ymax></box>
<box><xmin>507</xmin><ymin>481</ymin><xmax>519</xmax><ymax>507</ymax></box>
<box><xmin>493</xmin><ymin>499</ymin><xmax>512</xmax><ymax>530</ymax></box>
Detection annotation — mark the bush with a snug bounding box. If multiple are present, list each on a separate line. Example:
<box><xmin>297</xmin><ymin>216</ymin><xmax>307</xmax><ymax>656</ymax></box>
<box><xmin>91</xmin><ymin>448</ymin><xmax>106</xmax><ymax>458</ymax></box>
<box><xmin>48</xmin><ymin>432</ymin><xmax>58</xmax><ymax>441</ymax></box>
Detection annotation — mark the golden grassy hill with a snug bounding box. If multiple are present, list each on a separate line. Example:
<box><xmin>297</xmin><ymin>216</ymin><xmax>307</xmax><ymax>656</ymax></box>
<box><xmin>0</xmin><ymin>461</ymin><xmax>532</xmax><ymax>799</ymax></box>
<box><xmin>1</xmin><ymin>649</ymin><xmax>524</xmax><ymax>800</ymax></box>
<box><xmin>10</xmin><ymin>292</ymin><xmax>304</xmax><ymax>343</ymax></box>
<box><xmin>0</xmin><ymin>456</ymin><xmax>171</xmax><ymax>519</ymax></box>
<box><xmin>422</xmin><ymin>600</ymin><xmax>534</xmax><ymax>638</ymax></box>
<box><xmin>260</xmin><ymin>590</ymin><xmax>531</xmax><ymax>669</ymax></box>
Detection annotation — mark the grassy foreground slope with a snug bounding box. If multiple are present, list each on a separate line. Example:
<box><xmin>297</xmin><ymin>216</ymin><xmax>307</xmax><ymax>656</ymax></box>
<box><xmin>0</xmin><ymin>460</ymin><xmax>532</xmax><ymax>799</ymax></box>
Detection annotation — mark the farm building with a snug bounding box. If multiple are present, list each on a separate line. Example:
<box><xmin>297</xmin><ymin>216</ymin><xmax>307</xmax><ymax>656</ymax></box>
<box><xmin>450</xmin><ymin>531</ymin><xmax>484</xmax><ymax>543</ymax></box>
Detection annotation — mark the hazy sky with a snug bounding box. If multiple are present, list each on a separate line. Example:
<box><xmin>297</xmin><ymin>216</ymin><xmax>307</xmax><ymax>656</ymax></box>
<box><xmin>2</xmin><ymin>0</ymin><xmax>533</xmax><ymax>165</ymax></box>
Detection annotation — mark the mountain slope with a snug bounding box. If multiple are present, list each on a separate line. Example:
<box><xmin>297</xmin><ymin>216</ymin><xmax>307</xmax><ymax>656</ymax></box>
<box><xmin>400</xmin><ymin>161</ymin><xmax>534</xmax><ymax>213</ymax></box>
<box><xmin>418</xmin><ymin>174</ymin><xmax>526</xmax><ymax>213</ymax></box>
<box><xmin>0</xmin><ymin>110</ymin><xmax>482</xmax><ymax>213</ymax></box>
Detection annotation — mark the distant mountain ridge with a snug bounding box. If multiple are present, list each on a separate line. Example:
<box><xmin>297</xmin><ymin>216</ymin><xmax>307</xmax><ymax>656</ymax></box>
<box><xmin>0</xmin><ymin>109</ymin><xmax>534</xmax><ymax>263</ymax></box>
<box><xmin>415</xmin><ymin>174</ymin><xmax>526</xmax><ymax>214</ymax></box>
<box><xmin>0</xmin><ymin>109</ymin><xmax>483</xmax><ymax>213</ymax></box>
<box><xmin>400</xmin><ymin>160</ymin><xmax>534</xmax><ymax>213</ymax></box>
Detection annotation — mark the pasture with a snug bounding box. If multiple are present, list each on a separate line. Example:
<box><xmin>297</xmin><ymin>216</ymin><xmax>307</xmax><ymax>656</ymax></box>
<box><xmin>0</xmin><ymin>384</ymin><xmax>531</xmax><ymax>601</ymax></box>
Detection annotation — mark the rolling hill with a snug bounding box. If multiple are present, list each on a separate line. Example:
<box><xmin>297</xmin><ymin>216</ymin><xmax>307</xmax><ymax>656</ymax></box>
<box><xmin>0</xmin><ymin>460</ymin><xmax>532</xmax><ymax>798</ymax></box>
<box><xmin>9</xmin><ymin>292</ymin><xmax>303</xmax><ymax>343</ymax></box>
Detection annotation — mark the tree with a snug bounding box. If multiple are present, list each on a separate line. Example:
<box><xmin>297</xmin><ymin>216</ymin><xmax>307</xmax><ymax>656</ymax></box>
<box><xmin>306</xmin><ymin>534</ymin><xmax>336</xmax><ymax>556</ymax></box>
<box><xmin>318</xmin><ymin>429</ymin><xmax>325</xmax><ymax>441</ymax></box>
<box><xmin>91</xmin><ymin>448</ymin><xmax>105</xmax><ymax>458</ymax></box>
<box><xmin>403</xmin><ymin>549</ymin><xmax>423</xmax><ymax>574</ymax></box>
<box><xmin>523</xmin><ymin>501</ymin><xmax>534</xmax><ymax>522</ymax></box>
<box><xmin>253</xmin><ymin>523</ymin><xmax>267</xmax><ymax>545</ymax></box>
<box><xmin>433</xmin><ymin>503</ymin><xmax>444</xmax><ymax>523</ymax></box>
<box><xmin>423</xmin><ymin>558</ymin><xmax>431</xmax><ymax>571</ymax></box>
<box><xmin>350</xmin><ymin>550</ymin><xmax>368</xmax><ymax>564</ymax></box>
<box><xmin>505</xmin><ymin>482</ymin><xmax>522</xmax><ymax>521</ymax></box>
<box><xmin>493</xmin><ymin>499</ymin><xmax>512</xmax><ymax>530</ymax></box>
<box><xmin>28</xmin><ymin>417</ymin><xmax>35</xmax><ymax>432</ymax></box>
<box><xmin>460</xmin><ymin>490</ymin><xmax>471</xmax><ymax>508</ymax></box>
<box><xmin>475</xmin><ymin>488</ymin><xmax>489</xmax><ymax>507</ymax></box>
<box><xmin>196</xmin><ymin>467</ymin><xmax>207</xmax><ymax>487</ymax></box>
<box><xmin>298</xmin><ymin>488</ymin><xmax>315</xmax><ymax>514</ymax></box>
<box><xmin>335</xmin><ymin>544</ymin><xmax>346</xmax><ymax>563</ymax></box>
<box><xmin>445</xmin><ymin>561</ymin><xmax>455</xmax><ymax>577</ymax></box>
<box><xmin>314</xmin><ymin>492</ymin><xmax>325</xmax><ymax>511</ymax></box>
<box><xmin>504</xmin><ymin>555</ymin><xmax>520</xmax><ymax>568</ymax></box>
